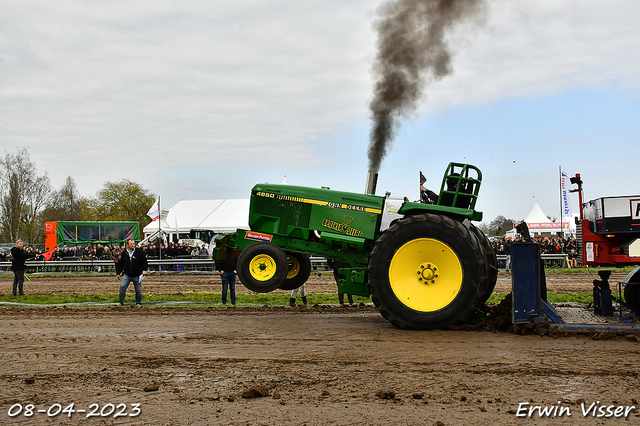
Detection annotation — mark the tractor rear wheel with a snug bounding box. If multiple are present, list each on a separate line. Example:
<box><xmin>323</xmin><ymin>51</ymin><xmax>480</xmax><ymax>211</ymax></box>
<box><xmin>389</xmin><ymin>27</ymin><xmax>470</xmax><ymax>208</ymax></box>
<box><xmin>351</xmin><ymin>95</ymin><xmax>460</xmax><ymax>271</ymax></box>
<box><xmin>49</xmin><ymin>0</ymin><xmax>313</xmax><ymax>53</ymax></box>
<box><xmin>369</xmin><ymin>213</ymin><xmax>485</xmax><ymax>330</ymax></box>
<box><xmin>278</xmin><ymin>252</ymin><xmax>312</xmax><ymax>290</ymax></box>
<box><xmin>237</xmin><ymin>242</ymin><xmax>288</xmax><ymax>293</ymax></box>
<box><xmin>469</xmin><ymin>224</ymin><xmax>498</xmax><ymax>306</ymax></box>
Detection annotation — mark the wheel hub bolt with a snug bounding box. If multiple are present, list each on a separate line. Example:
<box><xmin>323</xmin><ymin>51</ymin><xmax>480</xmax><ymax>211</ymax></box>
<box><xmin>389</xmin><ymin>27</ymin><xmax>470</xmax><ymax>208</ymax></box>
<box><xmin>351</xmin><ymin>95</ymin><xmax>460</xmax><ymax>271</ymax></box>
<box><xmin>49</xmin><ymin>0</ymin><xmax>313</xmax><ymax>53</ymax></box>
<box><xmin>418</xmin><ymin>263</ymin><xmax>438</xmax><ymax>283</ymax></box>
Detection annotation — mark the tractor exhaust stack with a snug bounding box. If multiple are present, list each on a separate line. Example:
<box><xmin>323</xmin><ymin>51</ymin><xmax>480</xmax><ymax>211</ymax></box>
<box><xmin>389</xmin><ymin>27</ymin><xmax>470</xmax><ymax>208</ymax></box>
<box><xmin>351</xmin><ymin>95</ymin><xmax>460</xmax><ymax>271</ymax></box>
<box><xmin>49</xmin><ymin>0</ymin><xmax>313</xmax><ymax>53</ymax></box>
<box><xmin>365</xmin><ymin>172</ymin><xmax>378</xmax><ymax>195</ymax></box>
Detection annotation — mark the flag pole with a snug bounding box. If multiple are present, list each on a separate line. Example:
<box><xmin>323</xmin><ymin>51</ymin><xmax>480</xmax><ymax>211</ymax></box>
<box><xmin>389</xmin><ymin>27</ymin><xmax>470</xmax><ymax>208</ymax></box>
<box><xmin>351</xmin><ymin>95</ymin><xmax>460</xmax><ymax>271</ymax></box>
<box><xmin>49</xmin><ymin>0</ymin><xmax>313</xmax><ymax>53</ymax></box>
<box><xmin>559</xmin><ymin>166</ymin><xmax>563</xmax><ymax>238</ymax></box>
<box><xmin>159</xmin><ymin>196</ymin><xmax>162</xmax><ymax>260</ymax></box>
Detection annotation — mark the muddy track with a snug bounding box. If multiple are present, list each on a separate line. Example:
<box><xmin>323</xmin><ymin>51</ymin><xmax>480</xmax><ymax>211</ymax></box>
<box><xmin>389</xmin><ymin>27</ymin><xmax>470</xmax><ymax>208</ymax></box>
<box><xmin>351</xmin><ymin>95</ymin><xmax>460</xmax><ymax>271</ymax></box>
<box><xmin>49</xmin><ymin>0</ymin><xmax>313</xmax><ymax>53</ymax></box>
<box><xmin>1</xmin><ymin>307</ymin><xmax>639</xmax><ymax>425</ymax></box>
<box><xmin>1</xmin><ymin>271</ymin><xmax>639</xmax><ymax>425</ymax></box>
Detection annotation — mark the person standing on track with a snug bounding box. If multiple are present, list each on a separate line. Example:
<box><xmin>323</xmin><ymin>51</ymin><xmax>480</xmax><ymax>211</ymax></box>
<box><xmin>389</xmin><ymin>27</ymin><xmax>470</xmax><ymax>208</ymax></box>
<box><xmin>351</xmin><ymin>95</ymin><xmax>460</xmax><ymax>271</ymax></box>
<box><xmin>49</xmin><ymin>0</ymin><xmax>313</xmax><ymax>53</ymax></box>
<box><xmin>215</xmin><ymin>249</ymin><xmax>237</xmax><ymax>305</ymax></box>
<box><xmin>11</xmin><ymin>239</ymin><xmax>35</xmax><ymax>296</ymax></box>
<box><xmin>115</xmin><ymin>239</ymin><xmax>148</xmax><ymax>307</ymax></box>
<box><xmin>290</xmin><ymin>284</ymin><xmax>308</xmax><ymax>307</ymax></box>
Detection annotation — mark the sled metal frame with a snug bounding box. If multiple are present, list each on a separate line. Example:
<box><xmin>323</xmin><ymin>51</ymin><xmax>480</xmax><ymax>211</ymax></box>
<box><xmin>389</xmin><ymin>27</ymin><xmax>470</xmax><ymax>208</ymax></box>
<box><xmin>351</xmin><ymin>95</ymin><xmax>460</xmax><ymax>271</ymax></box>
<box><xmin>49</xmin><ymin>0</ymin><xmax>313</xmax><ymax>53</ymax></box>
<box><xmin>511</xmin><ymin>243</ymin><xmax>640</xmax><ymax>331</ymax></box>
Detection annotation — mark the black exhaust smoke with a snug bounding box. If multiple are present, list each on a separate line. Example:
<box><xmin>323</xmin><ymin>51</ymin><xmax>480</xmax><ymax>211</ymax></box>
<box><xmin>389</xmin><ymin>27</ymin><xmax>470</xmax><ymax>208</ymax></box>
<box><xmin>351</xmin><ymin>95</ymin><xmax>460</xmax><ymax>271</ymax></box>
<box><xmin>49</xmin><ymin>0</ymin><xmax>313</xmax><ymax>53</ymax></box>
<box><xmin>367</xmin><ymin>0</ymin><xmax>487</xmax><ymax>174</ymax></box>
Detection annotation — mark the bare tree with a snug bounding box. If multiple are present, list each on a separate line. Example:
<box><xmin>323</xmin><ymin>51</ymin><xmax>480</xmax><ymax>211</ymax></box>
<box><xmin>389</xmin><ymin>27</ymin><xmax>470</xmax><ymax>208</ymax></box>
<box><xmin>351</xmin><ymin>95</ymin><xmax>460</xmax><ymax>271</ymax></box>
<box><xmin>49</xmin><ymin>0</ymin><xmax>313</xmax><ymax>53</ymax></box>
<box><xmin>0</xmin><ymin>148</ymin><xmax>52</xmax><ymax>244</ymax></box>
<box><xmin>42</xmin><ymin>176</ymin><xmax>85</xmax><ymax>222</ymax></box>
<box><xmin>488</xmin><ymin>215</ymin><xmax>514</xmax><ymax>237</ymax></box>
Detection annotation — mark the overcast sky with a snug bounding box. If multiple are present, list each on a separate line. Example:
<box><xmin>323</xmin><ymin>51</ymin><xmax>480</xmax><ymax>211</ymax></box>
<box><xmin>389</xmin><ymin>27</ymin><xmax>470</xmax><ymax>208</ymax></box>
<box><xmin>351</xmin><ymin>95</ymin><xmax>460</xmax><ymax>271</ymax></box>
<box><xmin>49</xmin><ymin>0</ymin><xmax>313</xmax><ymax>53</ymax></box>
<box><xmin>2</xmin><ymin>0</ymin><xmax>639</xmax><ymax>225</ymax></box>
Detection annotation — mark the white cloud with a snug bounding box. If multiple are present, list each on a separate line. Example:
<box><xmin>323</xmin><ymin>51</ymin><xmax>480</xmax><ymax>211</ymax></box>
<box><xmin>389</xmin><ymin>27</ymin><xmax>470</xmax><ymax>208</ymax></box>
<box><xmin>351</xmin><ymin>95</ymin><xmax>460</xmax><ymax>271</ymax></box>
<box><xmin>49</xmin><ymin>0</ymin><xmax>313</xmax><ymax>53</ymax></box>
<box><xmin>427</xmin><ymin>0</ymin><xmax>640</xmax><ymax>109</ymax></box>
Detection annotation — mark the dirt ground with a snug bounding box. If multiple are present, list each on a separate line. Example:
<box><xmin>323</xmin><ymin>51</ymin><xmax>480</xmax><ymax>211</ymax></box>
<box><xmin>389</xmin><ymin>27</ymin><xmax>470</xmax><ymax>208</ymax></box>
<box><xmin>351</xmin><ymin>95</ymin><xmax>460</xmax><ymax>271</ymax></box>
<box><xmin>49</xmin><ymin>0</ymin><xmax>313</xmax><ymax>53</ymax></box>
<box><xmin>1</xmin><ymin>271</ymin><xmax>639</xmax><ymax>425</ymax></box>
<box><xmin>0</xmin><ymin>269</ymin><xmax>632</xmax><ymax>296</ymax></box>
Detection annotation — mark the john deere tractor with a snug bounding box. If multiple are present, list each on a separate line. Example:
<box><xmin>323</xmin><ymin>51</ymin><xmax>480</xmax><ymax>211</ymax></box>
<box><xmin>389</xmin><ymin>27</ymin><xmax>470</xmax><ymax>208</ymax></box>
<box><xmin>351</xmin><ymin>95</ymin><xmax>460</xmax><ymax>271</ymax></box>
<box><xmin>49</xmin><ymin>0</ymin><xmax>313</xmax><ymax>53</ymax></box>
<box><xmin>214</xmin><ymin>162</ymin><xmax>497</xmax><ymax>330</ymax></box>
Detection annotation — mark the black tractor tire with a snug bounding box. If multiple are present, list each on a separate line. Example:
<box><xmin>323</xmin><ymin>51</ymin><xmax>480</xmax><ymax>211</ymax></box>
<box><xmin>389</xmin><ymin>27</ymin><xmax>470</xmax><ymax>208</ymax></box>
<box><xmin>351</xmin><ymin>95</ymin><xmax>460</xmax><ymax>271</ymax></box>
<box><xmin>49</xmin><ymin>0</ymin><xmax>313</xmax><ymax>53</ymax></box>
<box><xmin>469</xmin><ymin>224</ymin><xmax>498</xmax><ymax>306</ymax></box>
<box><xmin>237</xmin><ymin>242</ymin><xmax>289</xmax><ymax>293</ymax></box>
<box><xmin>278</xmin><ymin>252</ymin><xmax>312</xmax><ymax>290</ymax></box>
<box><xmin>369</xmin><ymin>213</ymin><xmax>485</xmax><ymax>330</ymax></box>
<box><xmin>624</xmin><ymin>284</ymin><xmax>640</xmax><ymax>312</ymax></box>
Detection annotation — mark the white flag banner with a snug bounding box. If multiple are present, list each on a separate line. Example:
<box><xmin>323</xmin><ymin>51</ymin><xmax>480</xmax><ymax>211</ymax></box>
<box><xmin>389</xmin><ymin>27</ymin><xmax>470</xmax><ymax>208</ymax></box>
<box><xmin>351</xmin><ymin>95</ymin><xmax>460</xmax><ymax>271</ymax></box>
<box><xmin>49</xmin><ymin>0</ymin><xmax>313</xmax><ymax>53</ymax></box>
<box><xmin>175</xmin><ymin>218</ymin><xmax>179</xmax><ymax>243</ymax></box>
<box><xmin>561</xmin><ymin>170</ymin><xmax>573</xmax><ymax>218</ymax></box>
<box><xmin>147</xmin><ymin>198</ymin><xmax>160</xmax><ymax>221</ymax></box>
<box><xmin>282</xmin><ymin>175</ymin><xmax>289</xmax><ymax>184</ymax></box>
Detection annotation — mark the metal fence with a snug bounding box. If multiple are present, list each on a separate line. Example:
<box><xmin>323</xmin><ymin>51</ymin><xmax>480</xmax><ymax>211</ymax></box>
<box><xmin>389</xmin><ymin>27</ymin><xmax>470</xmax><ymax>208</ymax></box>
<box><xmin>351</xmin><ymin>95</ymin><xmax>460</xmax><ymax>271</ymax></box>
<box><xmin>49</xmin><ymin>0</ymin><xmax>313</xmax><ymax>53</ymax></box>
<box><xmin>0</xmin><ymin>254</ymin><xmax>567</xmax><ymax>274</ymax></box>
<box><xmin>0</xmin><ymin>256</ymin><xmax>335</xmax><ymax>275</ymax></box>
<box><xmin>496</xmin><ymin>254</ymin><xmax>569</xmax><ymax>269</ymax></box>
<box><xmin>0</xmin><ymin>254</ymin><xmax>567</xmax><ymax>275</ymax></box>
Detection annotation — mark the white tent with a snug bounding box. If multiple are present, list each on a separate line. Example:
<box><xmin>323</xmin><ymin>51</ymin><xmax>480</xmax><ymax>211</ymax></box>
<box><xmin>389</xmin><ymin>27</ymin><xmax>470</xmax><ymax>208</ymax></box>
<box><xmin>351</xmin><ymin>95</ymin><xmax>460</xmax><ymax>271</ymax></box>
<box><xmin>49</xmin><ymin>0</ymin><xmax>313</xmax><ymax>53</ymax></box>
<box><xmin>523</xmin><ymin>203</ymin><xmax>551</xmax><ymax>225</ymax></box>
<box><xmin>143</xmin><ymin>199</ymin><xmax>250</xmax><ymax>240</ymax></box>
<box><xmin>517</xmin><ymin>203</ymin><xmax>575</xmax><ymax>236</ymax></box>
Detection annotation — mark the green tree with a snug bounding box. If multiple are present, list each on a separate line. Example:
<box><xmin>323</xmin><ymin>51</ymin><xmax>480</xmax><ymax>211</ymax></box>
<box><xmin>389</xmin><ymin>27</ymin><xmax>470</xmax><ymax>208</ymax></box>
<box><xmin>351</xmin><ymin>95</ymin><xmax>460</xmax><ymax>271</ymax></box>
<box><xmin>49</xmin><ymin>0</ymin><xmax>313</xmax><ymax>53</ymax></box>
<box><xmin>85</xmin><ymin>179</ymin><xmax>155</xmax><ymax>231</ymax></box>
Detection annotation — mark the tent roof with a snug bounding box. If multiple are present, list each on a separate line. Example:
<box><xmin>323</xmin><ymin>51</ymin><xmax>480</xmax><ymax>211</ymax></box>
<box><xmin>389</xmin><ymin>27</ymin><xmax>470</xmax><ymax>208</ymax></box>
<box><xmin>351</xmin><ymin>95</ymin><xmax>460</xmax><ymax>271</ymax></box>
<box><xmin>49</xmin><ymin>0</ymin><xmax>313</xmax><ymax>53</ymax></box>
<box><xmin>143</xmin><ymin>199</ymin><xmax>249</xmax><ymax>235</ymax></box>
<box><xmin>523</xmin><ymin>203</ymin><xmax>551</xmax><ymax>224</ymax></box>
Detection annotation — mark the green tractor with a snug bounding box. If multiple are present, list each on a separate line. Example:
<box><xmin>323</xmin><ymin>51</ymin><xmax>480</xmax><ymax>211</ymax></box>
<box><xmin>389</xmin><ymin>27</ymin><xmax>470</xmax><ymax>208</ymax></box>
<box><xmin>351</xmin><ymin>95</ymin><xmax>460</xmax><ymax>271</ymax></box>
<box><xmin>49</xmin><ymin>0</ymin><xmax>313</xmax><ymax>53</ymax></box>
<box><xmin>214</xmin><ymin>162</ymin><xmax>497</xmax><ymax>330</ymax></box>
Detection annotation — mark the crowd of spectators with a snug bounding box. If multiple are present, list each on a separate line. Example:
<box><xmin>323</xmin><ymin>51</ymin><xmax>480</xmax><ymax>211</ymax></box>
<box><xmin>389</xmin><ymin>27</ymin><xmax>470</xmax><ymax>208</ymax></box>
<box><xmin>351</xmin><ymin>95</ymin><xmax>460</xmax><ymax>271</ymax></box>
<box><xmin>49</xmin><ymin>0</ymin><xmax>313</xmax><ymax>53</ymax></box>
<box><xmin>491</xmin><ymin>234</ymin><xmax>579</xmax><ymax>268</ymax></box>
<box><xmin>1</xmin><ymin>246</ymin><xmax>47</xmax><ymax>261</ymax></box>
<box><xmin>0</xmin><ymin>241</ymin><xmax>210</xmax><ymax>262</ymax></box>
<box><xmin>142</xmin><ymin>242</ymin><xmax>209</xmax><ymax>259</ymax></box>
<box><xmin>491</xmin><ymin>234</ymin><xmax>578</xmax><ymax>255</ymax></box>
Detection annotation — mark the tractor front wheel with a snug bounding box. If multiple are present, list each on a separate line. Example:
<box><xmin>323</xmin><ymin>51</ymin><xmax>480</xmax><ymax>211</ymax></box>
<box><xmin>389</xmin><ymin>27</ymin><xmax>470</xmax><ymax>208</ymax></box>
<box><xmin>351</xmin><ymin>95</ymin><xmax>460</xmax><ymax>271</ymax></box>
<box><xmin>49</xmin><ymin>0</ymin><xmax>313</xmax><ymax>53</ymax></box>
<box><xmin>369</xmin><ymin>213</ymin><xmax>484</xmax><ymax>330</ymax></box>
<box><xmin>237</xmin><ymin>243</ymin><xmax>288</xmax><ymax>293</ymax></box>
<box><xmin>279</xmin><ymin>252</ymin><xmax>312</xmax><ymax>290</ymax></box>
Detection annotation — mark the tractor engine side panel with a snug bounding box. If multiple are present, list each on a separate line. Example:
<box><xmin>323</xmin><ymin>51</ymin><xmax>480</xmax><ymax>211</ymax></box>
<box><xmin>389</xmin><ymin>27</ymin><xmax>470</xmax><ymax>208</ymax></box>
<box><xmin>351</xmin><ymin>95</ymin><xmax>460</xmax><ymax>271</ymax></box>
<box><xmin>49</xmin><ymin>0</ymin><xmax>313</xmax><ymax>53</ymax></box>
<box><xmin>248</xmin><ymin>184</ymin><xmax>384</xmax><ymax>240</ymax></box>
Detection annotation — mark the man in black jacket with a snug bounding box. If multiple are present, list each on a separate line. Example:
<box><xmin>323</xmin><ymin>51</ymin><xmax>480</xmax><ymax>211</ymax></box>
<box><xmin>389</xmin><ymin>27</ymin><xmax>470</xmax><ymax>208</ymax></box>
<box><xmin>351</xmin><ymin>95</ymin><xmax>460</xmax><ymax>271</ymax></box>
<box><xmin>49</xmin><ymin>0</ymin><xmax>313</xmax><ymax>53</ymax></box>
<box><xmin>116</xmin><ymin>238</ymin><xmax>148</xmax><ymax>306</ymax></box>
<box><xmin>215</xmin><ymin>250</ymin><xmax>237</xmax><ymax>305</ymax></box>
<box><xmin>11</xmin><ymin>239</ymin><xmax>35</xmax><ymax>296</ymax></box>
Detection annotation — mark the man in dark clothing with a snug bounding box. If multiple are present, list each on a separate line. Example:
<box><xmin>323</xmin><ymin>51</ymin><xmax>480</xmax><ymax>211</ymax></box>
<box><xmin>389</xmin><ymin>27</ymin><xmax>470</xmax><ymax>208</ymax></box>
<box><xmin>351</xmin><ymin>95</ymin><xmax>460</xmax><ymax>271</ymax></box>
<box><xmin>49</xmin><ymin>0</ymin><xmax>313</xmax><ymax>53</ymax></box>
<box><xmin>11</xmin><ymin>239</ymin><xmax>35</xmax><ymax>296</ymax></box>
<box><xmin>503</xmin><ymin>236</ymin><xmax>513</xmax><ymax>272</ymax></box>
<box><xmin>115</xmin><ymin>239</ymin><xmax>148</xmax><ymax>306</ymax></box>
<box><xmin>215</xmin><ymin>253</ymin><xmax>237</xmax><ymax>305</ymax></box>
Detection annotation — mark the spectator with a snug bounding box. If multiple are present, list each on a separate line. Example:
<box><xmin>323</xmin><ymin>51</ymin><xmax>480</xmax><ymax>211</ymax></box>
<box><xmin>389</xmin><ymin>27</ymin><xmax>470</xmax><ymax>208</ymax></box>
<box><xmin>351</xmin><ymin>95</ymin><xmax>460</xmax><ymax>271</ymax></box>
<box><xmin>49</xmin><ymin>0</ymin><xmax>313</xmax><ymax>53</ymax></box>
<box><xmin>115</xmin><ymin>238</ymin><xmax>148</xmax><ymax>307</ymax></box>
<box><xmin>112</xmin><ymin>244</ymin><xmax>122</xmax><ymax>264</ymax></box>
<box><xmin>290</xmin><ymin>284</ymin><xmax>308</xmax><ymax>307</ymax></box>
<box><xmin>567</xmin><ymin>249</ymin><xmax>578</xmax><ymax>268</ymax></box>
<box><xmin>503</xmin><ymin>236</ymin><xmax>513</xmax><ymax>272</ymax></box>
<box><xmin>11</xmin><ymin>239</ymin><xmax>36</xmax><ymax>296</ymax></box>
<box><xmin>102</xmin><ymin>245</ymin><xmax>111</xmax><ymax>260</ymax></box>
<box><xmin>165</xmin><ymin>242</ymin><xmax>176</xmax><ymax>258</ymax></box>
<box><xmin>338</xmin><ymin>288</ymin><xmax>354</xmax><ymax>306</ymax></box>
<box><xmin>215</xmin><ymin>250</ymin><xmax>237</xmax><ymax>305</ymax></box>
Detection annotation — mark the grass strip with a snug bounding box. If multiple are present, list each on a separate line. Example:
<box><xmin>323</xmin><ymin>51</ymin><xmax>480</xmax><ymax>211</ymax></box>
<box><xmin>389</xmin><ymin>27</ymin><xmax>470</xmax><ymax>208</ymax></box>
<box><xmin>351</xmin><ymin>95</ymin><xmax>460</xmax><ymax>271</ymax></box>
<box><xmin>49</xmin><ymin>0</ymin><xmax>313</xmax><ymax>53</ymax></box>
<box><xmin>486</xmin><ymin>292</ymin><xmax>595</xmax><ymax>305</ymax></box>
<box><xmin>0</xmin><ymin>292</ymin><xmax>372</xmax><ymax>306</ymax></box>
<box><xmin>0</xmin><ymin>291</ymin><xmax>597</xmax><ymax>307</ymax></box>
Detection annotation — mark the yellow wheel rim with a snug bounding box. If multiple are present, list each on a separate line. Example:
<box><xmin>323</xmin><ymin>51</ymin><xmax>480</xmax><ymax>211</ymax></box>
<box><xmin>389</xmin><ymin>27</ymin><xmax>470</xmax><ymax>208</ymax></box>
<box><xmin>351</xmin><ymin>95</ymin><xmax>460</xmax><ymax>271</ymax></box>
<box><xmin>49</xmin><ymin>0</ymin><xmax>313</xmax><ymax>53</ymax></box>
<box><xmin>248</xmin><ymin>254</ymin><xmax>278</xmax><ymax>281</ymax></box>
<box><xmin>287</xmin><ymin>255</ymin><xmax>301</xmax><ymax>279</ymax></box>
<box><xmin>389</xmin><ymin>238</ymin><xmax>462</xmax><ymax>312</ymax></box>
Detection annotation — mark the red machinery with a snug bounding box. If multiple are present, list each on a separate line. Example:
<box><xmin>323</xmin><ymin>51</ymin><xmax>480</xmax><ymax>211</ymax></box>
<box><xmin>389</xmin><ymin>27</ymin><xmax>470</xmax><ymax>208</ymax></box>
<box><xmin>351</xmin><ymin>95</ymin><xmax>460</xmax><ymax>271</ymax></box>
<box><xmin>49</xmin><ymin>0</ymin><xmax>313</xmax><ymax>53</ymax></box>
<box><xmin>571</xmin><ymin>174</ymin><xmax>640</xmax><ymax>311</ymax></box>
